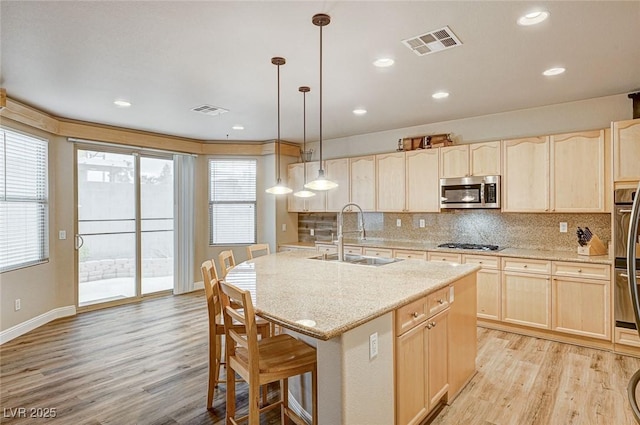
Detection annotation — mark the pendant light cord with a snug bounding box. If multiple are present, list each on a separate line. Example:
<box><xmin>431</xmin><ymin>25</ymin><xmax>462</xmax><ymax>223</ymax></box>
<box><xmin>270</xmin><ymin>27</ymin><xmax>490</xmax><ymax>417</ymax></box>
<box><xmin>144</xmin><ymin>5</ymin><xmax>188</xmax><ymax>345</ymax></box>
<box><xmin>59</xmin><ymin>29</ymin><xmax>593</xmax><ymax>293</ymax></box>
<box><xmin>303</xmin><ymin>88</ymin><xmax>307</xmax><ymax>183</ymax></box>
<box><xmin>276</xmin><ymin>62</ymin><xmax>281</xmax><ymax>182</ymax></box>
<box><xmin>318</xmin><ymin>22</ymin><xmax>323</xmax><ymax>172</ymax></box>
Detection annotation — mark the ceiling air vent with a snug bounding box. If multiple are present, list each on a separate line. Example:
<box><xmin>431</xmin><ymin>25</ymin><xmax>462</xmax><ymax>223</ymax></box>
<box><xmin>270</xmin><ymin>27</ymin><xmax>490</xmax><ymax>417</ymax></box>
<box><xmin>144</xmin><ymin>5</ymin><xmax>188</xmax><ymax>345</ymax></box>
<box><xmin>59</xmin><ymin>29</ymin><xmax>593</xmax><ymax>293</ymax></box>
<box><xmin>402</xmin><ymin>26</ymin><xmax>462</xmax><ymax>56</ymax></box>
<box><xmin>191</xmin><ymin>104</ymin><xmax>229</xmax><ymax>116</ymax></box>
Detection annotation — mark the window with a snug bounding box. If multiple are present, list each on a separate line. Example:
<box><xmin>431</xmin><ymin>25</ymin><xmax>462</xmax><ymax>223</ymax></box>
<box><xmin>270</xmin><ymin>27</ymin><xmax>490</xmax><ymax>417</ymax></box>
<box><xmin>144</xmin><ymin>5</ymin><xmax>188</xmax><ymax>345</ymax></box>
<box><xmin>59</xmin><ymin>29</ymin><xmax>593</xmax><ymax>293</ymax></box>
<box><xmin>0</xmin><ymin>128</ymin><xmax>49</xmax><ymax>272</ymax></box>
<box><xmin>209</xmin><ymin>159</ymin><xmax>256</xmax><ymax>245</ymax></box>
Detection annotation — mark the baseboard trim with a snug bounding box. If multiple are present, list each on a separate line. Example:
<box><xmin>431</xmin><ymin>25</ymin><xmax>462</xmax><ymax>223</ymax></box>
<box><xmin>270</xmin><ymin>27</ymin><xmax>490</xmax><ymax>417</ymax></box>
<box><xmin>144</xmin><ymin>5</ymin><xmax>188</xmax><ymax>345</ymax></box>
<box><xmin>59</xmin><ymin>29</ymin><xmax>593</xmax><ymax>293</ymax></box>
<box><xmin>0</xmin><ymin>305</ymin><xmax>76</xmax><ymax>345</ymax></box>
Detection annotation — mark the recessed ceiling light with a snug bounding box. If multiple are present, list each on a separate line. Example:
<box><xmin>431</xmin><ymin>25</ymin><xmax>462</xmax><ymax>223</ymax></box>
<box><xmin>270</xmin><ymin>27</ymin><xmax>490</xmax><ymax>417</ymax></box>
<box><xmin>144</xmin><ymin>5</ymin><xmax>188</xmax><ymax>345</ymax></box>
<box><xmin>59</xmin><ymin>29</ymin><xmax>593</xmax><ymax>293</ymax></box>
<box><xmin>373</xmin><ymin>58</ymin><xmax>394</xmax><ymax>68</ymax></box>
<box><xmin>432</xmin><ymin>91</ymin><xmax>449</xmax><ymax>99</ymax></box>
<box><xmin>113</xmin><ymin>99</ymin><xmax>131</xmax><ymax>107</ymax></box>
<box><xmin>353</xmin><ymin>108</ymin><xmax>367</xmax><ymax>115</ymax></box>
<box><xmin>542</xmin><ymin>67</ymin><xmax>566</xmax><ymax>76</ymax></box>
<box><xmin>232</xmin><ymin>125</ymin><xmax>244</xmax><ymax>130</ymax></box>
<box><xmin>517</xmin><ymin>10</ymin><xmax>550</xmax><ymax>26</ymax></box>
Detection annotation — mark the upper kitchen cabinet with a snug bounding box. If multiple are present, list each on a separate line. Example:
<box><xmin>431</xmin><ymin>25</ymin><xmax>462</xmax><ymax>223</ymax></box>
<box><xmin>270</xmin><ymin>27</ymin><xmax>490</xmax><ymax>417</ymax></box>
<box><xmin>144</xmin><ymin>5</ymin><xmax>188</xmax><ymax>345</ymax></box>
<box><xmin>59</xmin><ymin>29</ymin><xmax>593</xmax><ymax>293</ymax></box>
<box><xmin>286</xmin><ymin>162</ymin><xmax>326</xmax><ymax>212</ymax></box>
<box><xmin>551</xmin><ymin>130</ymin><xmax>606</xmax><ymax>212</ymax></box>
<box><xmin>440</xmin><ymin>141</ymin><xmax>501</xmax><ymax>178</ymax></box>
<box><xmin>304</xmin><ymin>161</ymin><xmax>327</xmax><ymax>211</ymax></box>
<box><xmin>612</xmin><ymin>118</ymin><xmax>640</xmax><ymax>182</ymax></box>
<box><xmin>502</xmin><ymin>136</ymin><xmax>550</xmax><ymax>212</ymax></box>
<box><xmin>376</xmin><ymin>152</ymin><xmax>406</xmax><ymax>212</ymax></box>
<box><xmin>350</xmin><ymin>155</ymin><xmax>376</xmax><ymax>211</ymax></box>
<box><xmin>325</xmin><ymin>158</ymin><xmax>350</xmax><ymax>212</ymax></box>
<box><xmin>406</xmin><ymin>149</ymin><xmax>440</xmax><ymax>212</ymax></box>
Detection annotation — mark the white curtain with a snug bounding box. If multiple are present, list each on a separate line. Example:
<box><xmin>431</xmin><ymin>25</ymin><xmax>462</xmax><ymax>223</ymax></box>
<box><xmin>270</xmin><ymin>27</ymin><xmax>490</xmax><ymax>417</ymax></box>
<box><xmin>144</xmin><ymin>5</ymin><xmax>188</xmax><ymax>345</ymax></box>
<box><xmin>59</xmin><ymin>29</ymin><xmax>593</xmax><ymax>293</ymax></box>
<box><xmin>173</xmin><ymin>154</ymin><xmax>195</xmax><ymax>294</ymax></box>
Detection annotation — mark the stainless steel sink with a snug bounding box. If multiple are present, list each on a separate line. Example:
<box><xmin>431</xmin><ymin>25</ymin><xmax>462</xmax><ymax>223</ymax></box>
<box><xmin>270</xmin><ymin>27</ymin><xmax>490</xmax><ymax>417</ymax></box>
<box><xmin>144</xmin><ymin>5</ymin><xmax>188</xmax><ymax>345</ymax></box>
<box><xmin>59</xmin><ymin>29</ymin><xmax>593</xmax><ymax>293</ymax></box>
<box><xmin>309</xmin><ymin>252</ymin><xmax>403</xmax><ymax>267</ymax></box>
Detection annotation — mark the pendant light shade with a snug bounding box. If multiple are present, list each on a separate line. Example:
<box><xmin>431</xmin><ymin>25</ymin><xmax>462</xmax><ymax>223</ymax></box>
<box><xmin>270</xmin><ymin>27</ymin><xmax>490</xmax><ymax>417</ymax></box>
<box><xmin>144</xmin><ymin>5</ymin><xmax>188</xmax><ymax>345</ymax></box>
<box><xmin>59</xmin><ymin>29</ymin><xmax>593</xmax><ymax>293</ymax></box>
<box><xmin>305</xmin><ymin>13</ymin><xmax>338</xmax><ymax>191</ymax></box>
<box><xmin>294</xmin><ymin>86</ymin><xmax>317</xmax><ymax>198</ymax></box>
<box><xmin>266</xmin><ymin>56</ymin><xmax>293</xmax><ymax>195</ymax></box>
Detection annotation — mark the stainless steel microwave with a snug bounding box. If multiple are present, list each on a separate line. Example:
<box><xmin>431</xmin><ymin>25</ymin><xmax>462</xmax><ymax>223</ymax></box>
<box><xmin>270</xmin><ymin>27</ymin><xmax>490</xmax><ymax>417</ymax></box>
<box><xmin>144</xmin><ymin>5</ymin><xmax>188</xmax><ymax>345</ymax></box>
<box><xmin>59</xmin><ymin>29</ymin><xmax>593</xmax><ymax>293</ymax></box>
<box><xmin>440</xmin><ymin>175</ymin><xmax>501</xmax><ymax>209</ymax></box>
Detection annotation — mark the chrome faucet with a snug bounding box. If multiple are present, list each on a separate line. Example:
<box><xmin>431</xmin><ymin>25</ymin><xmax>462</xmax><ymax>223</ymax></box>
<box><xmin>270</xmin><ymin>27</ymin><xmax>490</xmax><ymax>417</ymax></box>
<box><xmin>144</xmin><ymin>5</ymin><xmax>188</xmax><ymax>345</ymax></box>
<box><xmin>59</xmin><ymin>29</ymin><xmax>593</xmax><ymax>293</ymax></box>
<box><xmin>337</xmin><ymin>203</ymin><xmax>367</xmax><ymax>261</ymax></box>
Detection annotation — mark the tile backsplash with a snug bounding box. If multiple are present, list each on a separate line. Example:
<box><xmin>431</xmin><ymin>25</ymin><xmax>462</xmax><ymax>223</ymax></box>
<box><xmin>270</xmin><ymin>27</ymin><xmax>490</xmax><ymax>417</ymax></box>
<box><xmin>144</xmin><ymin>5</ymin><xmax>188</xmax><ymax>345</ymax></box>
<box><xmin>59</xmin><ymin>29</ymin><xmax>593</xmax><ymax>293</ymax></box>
<box><xmin>299</xmin><ymin>210</ymin><xmax>611</xmax><ymax>252</ymax></box>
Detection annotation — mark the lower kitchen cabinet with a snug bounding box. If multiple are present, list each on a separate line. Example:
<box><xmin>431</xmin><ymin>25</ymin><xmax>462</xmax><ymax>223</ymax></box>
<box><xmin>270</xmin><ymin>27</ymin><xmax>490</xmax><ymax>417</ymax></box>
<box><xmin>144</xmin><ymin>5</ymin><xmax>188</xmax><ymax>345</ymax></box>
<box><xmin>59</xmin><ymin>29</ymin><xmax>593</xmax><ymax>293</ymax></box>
<box><xmin>502</xmin><ymin>271</ymin><xmax>551</xmax><ymax>329</ymax></box>
<box><xmin>463</xmin><ymin>255</ymin><xmax>500</xmax><ymax>321</ymax></box>
<box><xmin>552</xmin><ymin>277</ymin><xmax>610</xmax><ymax>340</ymax></box>
<box><xmin>395</xmin><ymin>308</ymin><xmax>449</xmax><ymax>425</ymax></box>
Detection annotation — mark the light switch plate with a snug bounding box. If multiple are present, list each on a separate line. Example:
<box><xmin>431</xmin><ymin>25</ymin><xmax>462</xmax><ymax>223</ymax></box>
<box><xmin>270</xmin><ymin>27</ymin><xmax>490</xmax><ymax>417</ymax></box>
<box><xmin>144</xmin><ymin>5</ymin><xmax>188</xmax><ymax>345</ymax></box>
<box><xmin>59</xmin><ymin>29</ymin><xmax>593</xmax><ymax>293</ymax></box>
<box><xmin>59</xmin><ymin>230</ymin><xmax>67</xmax><ymax>240</ymax></box>
<box><xmin>310</xmin><ymin>229</ymin><xmax>315</xmax><ymax>236</ymax></box>
<box><xmin>282</xmin><ymin>224</ymin><xmax>287</xmax><ymax>232</ymax></box>
<box><xmin>419</xmin><ymin>219</ymin><xmax>425</xmax><ymax>228</ymax></box>
<box><xmin>559</xmin><ymin>222</ymin><xmax>568</xmax><ymax>233</ymax></box>
<box><xmin>369</xmin><ymin>332</ymin><xmax>378</xmax><ymax>359</ymax></box>
<box><xmin>396</xmin><ymin>219</ymin><xmax>402</xmax><ymax>227</ymax></box>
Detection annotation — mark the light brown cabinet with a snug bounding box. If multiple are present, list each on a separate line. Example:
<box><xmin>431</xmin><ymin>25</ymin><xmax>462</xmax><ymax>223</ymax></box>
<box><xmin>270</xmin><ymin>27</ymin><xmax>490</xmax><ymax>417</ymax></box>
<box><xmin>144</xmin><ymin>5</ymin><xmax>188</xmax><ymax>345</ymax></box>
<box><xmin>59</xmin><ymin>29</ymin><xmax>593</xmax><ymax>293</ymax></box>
<box><xmin>502</xmin><ymin>257</ymin><xmax>552</xmax><ymax>329</ymax></box>
<box><xmin>376</xmin><ymin>152</ymin><xmax>406</xmax><ymax>212</ymax></box>
<box><xmin>325</xmin><ymin>158</ymin><xmax>350</xmax><ymax>212</ymax></box>
<box><xmin>551</xmin><ymin>130</ymin><xmax>606</xmax><ymax>212</ymax></box>
<box><xmin>502</xmin><ymin>136</ymin><xmax>550</xmax><ymax>212</ymax></box>
<box><xmin>463</xmin><ymin>254</ymin><xmax>501</xmax><ymax>321</ymax></box>
<box><xmin>427</xmin><ymin>252</ymin><xmax>462</xmax><ymax>263</ymax></box>
<box><xmin>406</xmin><ymin>149</ymin><xmax>440</xmax><ymax>212</ymax></box>
<box><xmin>349</xmin><ymin>155</ymin><xmax>376</xmax><ymax>211</ymax></box>
<box><xmin>395</xmin><ymin>292</ymin><xmax>449</xmax><ymax>425</ymax></box>
<box><xmin>393</xmin><ymin>249</ymin><xmax>427</xmax><ymax>260</ymax></box>
<box><xmin>287</xmin><ymin>162</ymin><xmax>327</xmax><ymax>212</ymax></box>
<box><xmin>612</xmin><ymin>118</ymin><xmax>640</xmax><ymax>182</ymax></box>
<box><xmin>551</xmin><ymin>261</ymin><xmax>610</xmax><ymax>340</ymax></box>
<box><xmin>440</xmin><ymin>141</ymin><xmax>501</xmax><ymax>178</ymax></box>
<box><xmin>304</xmin><ymin>161</ymin><xmax>327</xmax><ymax>212</ymax></box>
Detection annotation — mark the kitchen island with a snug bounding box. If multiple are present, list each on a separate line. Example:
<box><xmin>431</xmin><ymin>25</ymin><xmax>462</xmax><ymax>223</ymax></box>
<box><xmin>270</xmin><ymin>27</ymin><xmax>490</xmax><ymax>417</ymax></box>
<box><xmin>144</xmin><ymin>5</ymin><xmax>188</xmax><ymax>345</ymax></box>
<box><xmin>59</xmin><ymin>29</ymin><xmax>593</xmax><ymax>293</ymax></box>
<box><xmin>225</xmin><ymin>250</ymin><xmax>479</xmax><ymax>425</ymax></box>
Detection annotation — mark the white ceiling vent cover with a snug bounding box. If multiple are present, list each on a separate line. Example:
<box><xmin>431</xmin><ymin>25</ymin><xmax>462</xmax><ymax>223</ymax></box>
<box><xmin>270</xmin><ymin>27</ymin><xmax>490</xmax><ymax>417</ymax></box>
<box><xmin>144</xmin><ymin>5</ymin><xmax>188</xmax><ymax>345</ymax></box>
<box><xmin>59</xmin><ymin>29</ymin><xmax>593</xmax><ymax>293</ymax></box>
<box><xmin>402</xmin><ymin>26</ymin><xmax>462</xmax><ymax>56</ymax></box>
<box><xmin>191</xmin><ymin>104</ymin><xmax>229</xmax><ymax>116</ymax></box>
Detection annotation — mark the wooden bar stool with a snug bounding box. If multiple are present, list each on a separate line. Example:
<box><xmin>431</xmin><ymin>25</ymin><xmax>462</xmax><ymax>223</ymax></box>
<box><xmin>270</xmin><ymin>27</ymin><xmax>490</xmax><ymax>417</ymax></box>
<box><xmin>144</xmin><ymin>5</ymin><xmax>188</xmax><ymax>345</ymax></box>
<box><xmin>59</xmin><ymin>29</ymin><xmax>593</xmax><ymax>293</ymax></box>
<box><xmin>219</xmin><ymin>280</ymin><xmax>318</xmax><ymax>425</ymax></box>
<box><xmin>200</xmin><ymin>260</ymin><xmax>270</xmax><ymax>410</ymax></box>
<box><xmin>218</xmin><ymin>249</ymin><xmax>236</xmax><ymax>279</ymax></box>
<box><xmin>246</xmin><ymin>243</ymin><xmax>270</xmax><ymax>259</ymax></box>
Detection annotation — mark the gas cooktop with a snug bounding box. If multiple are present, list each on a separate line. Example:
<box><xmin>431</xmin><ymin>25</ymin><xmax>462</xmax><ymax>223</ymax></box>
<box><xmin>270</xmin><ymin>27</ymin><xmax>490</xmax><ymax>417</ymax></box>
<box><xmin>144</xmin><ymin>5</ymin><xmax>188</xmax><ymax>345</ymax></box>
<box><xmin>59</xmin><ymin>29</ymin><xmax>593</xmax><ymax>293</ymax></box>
<box><xmin>437</xmin><ymin>243</ymin><xmax>502</xmax><ymax>251</ymax></box>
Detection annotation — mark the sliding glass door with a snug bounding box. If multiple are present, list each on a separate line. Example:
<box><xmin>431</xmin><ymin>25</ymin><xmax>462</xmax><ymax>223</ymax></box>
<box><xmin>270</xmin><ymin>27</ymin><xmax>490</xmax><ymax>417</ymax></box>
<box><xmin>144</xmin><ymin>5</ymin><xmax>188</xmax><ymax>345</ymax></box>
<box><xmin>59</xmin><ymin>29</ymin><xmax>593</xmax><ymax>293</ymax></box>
<box><xmin>76</xmin><ymin>148</ymin><xmax>174</xmax><ymax>307</ymax></box>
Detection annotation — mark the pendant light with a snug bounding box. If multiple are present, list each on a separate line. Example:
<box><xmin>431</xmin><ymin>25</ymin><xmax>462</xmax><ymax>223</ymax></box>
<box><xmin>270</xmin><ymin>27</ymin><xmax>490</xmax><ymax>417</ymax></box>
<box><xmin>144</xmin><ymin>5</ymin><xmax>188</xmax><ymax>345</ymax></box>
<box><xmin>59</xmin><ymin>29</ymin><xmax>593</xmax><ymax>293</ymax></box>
<box><xmin>266</xmin><ymin>57</ymin><xmax>293</xmax><ymax>195</ymax></box>
<box><xmin>304</xmin><ymin>13</ymin><xmax>338</xmax><ymax>191</ymax></box>
<box><xmin>293</xmin><ymin>86</ymin><xmax>316</xmax><ymax>198</ymax></box>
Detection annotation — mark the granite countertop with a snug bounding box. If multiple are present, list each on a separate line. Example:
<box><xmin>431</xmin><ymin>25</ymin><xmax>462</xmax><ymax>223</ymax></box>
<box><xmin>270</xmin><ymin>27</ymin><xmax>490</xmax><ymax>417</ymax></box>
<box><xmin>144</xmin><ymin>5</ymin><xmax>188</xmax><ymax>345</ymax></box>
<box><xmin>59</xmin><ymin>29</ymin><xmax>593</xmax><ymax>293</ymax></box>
<box><xmin>224</xmin><ymin>250</ymin><xmax>479</xmax><ymax>341</ymax></box>
<box><xmin>322</xmin><ymin>239</ymin><xmax>612</xmax><ymax>265</ymax></box>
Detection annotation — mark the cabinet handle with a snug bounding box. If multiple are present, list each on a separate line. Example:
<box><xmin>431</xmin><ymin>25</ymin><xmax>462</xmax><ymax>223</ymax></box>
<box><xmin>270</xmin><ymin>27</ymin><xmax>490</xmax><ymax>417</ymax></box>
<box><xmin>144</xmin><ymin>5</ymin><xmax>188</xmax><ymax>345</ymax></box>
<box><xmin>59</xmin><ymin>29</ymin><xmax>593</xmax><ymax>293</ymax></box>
<box><xmin>430</xmin><ymin>321</ymin><xmax>437</xmax><ymax>327</ymax></box>
<box><xmin>437</xmin><ymin>299</ymin><xmax>445</xmax><ymax>304</ymax></box>
<box><xmin>523</xmin><ymin>264</ymin><xmax>528</xmax><ymax>268</ymax></box>
<box><xmin>412</xmin><ymin>312</ymin><xmax>419</xmax><ymax>318</ymax></box>
<box><xmin>578</xmin><ymin>269</ymin><xmax>582</xmax><ymax>273</ymax></box>
<box><xmin>426</xmin><ymin>323</ymin><xmax>433</xmax><ymax>329</ymax></box>
<box><xmin>479</xmin><ymin>261</ymin><xmax>483</xmax><ymax>264</ymax></box>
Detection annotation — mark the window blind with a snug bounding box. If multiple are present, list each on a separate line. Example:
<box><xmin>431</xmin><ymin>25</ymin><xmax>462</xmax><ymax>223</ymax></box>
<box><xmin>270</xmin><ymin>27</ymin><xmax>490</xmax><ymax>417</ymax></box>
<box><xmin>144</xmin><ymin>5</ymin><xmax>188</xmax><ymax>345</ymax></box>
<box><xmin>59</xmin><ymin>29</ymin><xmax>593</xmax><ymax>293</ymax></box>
<box><xmin>209</xmin><ymin>159</ymin><xmax>256</xmax><ymax>245</ymax></box>
<box><xmin>0</xmin><ymin>128</ymin><xmax>49</xmax><ymax>272</ymax></box>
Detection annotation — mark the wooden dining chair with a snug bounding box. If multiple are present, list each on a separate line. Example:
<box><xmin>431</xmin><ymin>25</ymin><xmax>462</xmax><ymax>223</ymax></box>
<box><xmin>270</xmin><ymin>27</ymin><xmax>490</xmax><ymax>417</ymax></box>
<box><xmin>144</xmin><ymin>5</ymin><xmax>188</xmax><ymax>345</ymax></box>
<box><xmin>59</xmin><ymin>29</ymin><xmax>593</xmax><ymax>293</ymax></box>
<box><xmin>246</xmin><ymin>243</ymin><xmax>270</xmax><ymax>259</ymax></box>
<box><xmin>200</xmin><ymin>260</ymin><xmax>270</xmax><ymax>410</ymax></box>
<box><xmin>218</xmin><ymin>249</ymin><xmax>236</xmax><ymax>279</ymax></box>
<box><xmin>219</xmin><ymin>280</ymin><xmax>318</xmax><ymax>425</ymax></box>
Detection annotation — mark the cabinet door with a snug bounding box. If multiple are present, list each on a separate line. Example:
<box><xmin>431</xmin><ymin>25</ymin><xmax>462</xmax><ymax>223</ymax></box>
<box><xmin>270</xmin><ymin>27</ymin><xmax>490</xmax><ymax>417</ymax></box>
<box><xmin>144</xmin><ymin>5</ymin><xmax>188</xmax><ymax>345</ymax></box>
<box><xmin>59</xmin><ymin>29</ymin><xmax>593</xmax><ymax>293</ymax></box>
<box><xmin>406</xmin><ymin>149</ymin><xmax>440</xmax><ymax>212</ymax></box>
<box><xmin>304</xmin><ymin>161</ymin><xmax>326</xmax><ymax>211</ymax></box>
<box><xmin>502</xmin><ymin>271</ymin><xmax>551</xmax><ymax>329</ymax></box>
<box><xmin>427</xmin><ymin>309</ymin><xmax>449</xmax><ymax>412</ymax></box>
<box><xmin>502</xmin><ymin>137</ymin><xmax>550</xmax><ymax>212</ymax></box>
<box><xmin>476</xmin><ymin>269</ymin><xmax>501</xmax><ymax>320</ymax></box>
<box><xmin>287</xmin><ymin>163</ymin><xmax>306</xmax><ymax>212</ymax></box>
<box><xmin>469</xmin><ymin>141</ymin><xmax>501</xmax><ymax>176</ymax></box>
<box><xmin>325</xmin><ymin>158</ymin><xmax>350</xmax><ymax>212</ymax></box>
<box><xmin>552</xmin><ymin>276</ymin><xmax>610</xmax><ymax>339</ymax></box>
<box><xmin>396</xmin><ymin>324</ymin><xmax>428</xmax><ymax>425</ymax></box>
<box><xmin>551</xmin><ymin>130</ymin><xmax>605</xmax><ymax>212</ymax></box>
<box><xmin>376</xmin><ymin>152</ymin><xmax>406</xmax><ymax>211</ymax></box>
<box><xmin>440</xmin><ymin>145</ymin><xmax>469</xmax><ymax>178</ymax></box>
<box><xmin>613</xmin><ymin>118</ymin><xmax>640</xmax><ymax>182</ymax></box>
<box><xmin>350</xmin><ymin>156</ymin><xmax>376</xmax><ymax>211</ymax></box>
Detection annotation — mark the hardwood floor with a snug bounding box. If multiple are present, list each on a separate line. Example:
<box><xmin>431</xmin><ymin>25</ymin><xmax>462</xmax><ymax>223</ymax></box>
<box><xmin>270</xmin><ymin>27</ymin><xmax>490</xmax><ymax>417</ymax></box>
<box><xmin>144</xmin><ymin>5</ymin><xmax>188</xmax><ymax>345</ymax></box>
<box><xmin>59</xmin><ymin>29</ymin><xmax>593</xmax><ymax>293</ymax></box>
<box><xmin>1</xmin><ymin>292</ymin><xmax>640</xmax><ymax>424</ymax></box>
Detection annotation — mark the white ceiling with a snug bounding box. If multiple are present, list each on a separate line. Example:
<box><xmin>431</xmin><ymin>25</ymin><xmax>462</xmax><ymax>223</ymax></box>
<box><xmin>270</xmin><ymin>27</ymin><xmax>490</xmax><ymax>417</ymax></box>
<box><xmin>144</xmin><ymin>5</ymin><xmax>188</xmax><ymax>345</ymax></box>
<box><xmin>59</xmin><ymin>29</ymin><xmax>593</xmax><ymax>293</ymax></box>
<box><xmin>2</xmin><ymin>1</ymin><xmax>639</xmax><ymax>144</ymax></box>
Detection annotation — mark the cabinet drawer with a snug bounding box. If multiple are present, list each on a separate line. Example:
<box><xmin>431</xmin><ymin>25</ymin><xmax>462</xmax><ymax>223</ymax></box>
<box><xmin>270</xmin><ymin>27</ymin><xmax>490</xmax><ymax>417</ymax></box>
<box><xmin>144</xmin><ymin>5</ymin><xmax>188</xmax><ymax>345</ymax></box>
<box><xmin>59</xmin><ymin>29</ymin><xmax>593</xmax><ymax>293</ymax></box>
<box><xmin>343</xmin><ymin>245</ymin><xmax>363</xmax><ymax>255</ymax></box>
<box><xmin>463</xmin><ymin>254</ymin><xmax>499</xmax><ymax>269</ymax></box>
<box><xmin>396</xmin><ymin>296</ymin><xmax>427</xmax><ymax>335</ymax></box>
<box><xmin>316</xmin><ymin>244</ymin><xmax>337</xmax><ymax>254</ymax></box>
<box><xmin>502</xmin><ymin>257</ymin><xmax>551</xmax><ymax>274</ymax></box>
<box><xmin>363</xmin><ymin>247</ymin><xmax>393</xmax><ymax>258</ymax></box>
<box><xmin>615</xmin><ymin>327</ymin><xmax>640</xmax><ymax>348</ymax></box>
<box><xmin>552</xmin><ymin>261</ymin><xmax>610</xmax><ymax>280</ymax></box>
<box><xmin>427</xmin><ymin>286</ymin><xmax>451</xmax><ymax>317</ymax></box>
<box><xmin>428</xmin><ymin>252</ymin><xmax>462</xmax><ymax>264</ymax></box>
<box><xmin>393</xmin><ymin>249</ymin><xmax>427</xmax><ymax>260</ymax></box>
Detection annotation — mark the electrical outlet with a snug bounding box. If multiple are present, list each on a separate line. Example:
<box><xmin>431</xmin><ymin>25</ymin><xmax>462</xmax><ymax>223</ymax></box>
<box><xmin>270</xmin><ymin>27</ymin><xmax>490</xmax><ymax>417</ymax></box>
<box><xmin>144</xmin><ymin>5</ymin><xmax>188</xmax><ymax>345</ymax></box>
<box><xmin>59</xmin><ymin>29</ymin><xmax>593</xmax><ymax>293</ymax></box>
<box><xmin>559</xmin><ymin>222</ymin><xmax>568</xmax><ymax>233</ymax></box>
<box><xmin>419</xmin><ymin>219</ymin><xmax>425</xmax><ymax>228</ymax></box>
<box><xmin>281</xmin><ymin>223</ymin><xmax>287</xmax><ymax>232</ymax></box>
<box><xmin>310</xmin><ymin>229</ymin><xmax>315</xmax><ymax>236</ymax></box>
<box><xmin>59</xmin><ymin>230</ymin><xmax>66</xmax><ymax>240</ymax></box>
<box><xmin>15</xmin><ymin>299</ymin><xmax>21</xmax><ymax>311</ymax></box>
<box><xmin>369</xmin><ymin>332</ymin><xmax>378</xmax><ymax>359</ymax></box>
<box><xmin>396</xmin><ymin>219</ymin><xmax>402</xmax><ymax>227</ymax></box>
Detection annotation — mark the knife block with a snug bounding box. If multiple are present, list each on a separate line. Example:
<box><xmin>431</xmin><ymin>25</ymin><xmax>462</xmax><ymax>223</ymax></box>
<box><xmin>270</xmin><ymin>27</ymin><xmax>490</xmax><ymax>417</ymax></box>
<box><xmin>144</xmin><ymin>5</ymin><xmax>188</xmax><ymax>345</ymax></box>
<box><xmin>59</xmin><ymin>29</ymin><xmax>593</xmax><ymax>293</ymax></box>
<box><xmin>577</xmin><ymin>234</ymin><xmax>607</xmax><ymax>256</ymax></box>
